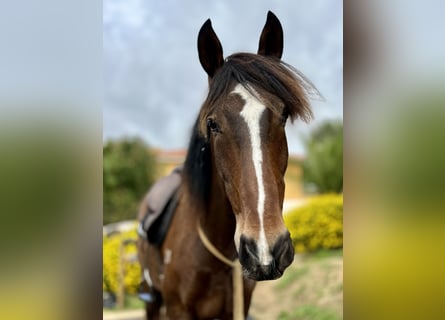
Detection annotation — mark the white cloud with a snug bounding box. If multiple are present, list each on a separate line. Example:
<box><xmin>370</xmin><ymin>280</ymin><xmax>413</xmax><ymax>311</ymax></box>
<box><xmin>103</xmin><ymin>0</ymin><xmax>343</xmax><ymax>154</ymax></box>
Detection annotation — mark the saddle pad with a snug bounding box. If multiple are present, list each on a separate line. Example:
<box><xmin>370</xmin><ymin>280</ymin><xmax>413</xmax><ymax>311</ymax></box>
<box><xmin>139</xmin><ymin>166</ymin><xmax>182</xmax><ymax>245</ymax></box>
<box><xmin>146</xmin><ymin>191</ymin><xmax>179</xmax><ymax>245</ymax></box>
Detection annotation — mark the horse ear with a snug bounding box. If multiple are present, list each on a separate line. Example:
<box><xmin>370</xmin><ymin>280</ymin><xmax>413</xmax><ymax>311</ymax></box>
<box><xmin>258</xmin><ymin>11</ymin><xmax>283</xmax><ymax>59</ymax></box>
<box><xmin>198</xmin><ymin>19</ymin><xmax>224</xmax><ymax>78</ymax></box>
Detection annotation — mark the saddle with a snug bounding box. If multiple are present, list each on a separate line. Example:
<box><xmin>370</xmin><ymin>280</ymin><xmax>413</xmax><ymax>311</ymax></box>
<box><xmin>138</xmin><ymin>166</ymin><xmax>182</xmax><ymax>246</ymax></box>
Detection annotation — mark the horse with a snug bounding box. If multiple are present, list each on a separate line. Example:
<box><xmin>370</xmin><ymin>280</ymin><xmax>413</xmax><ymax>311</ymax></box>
<box><xmin>137</xmin><ymin>11</ymin><xmax>315</xmax><ymax>319</ymax></box>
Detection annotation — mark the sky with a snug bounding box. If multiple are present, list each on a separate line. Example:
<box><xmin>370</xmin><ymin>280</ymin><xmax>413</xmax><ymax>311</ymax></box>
<box><xmin>103</xmin><ymin>0</ymin><xmax>343</xmax><ymax>155</ymax></box>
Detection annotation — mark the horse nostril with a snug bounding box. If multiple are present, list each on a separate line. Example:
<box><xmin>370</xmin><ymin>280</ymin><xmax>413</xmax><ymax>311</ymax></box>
<box><xmin>238</xmin><ymin>233</ymin><xmax>293</xmax><ymax>281</ymax></box>
<box><xmin>272</xmin><ymin>232</ymin><xmax>294</xmax><ymax>271</ymax></box>
<box><xmin>244</xmin><ymin>241</ymin><xmax>258</xmax><ymax>260</ymax></box>
<box><xmin>239</xmin><ymin>235</ymin><xmax>259</xmax><ymax>265</ymax></box>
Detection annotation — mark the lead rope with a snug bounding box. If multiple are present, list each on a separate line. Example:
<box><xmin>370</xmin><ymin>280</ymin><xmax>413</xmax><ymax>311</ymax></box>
<box><xmin>197</xmin><ymin>221</ymin><xmax>244</xmax><ymax>320</ymax></box>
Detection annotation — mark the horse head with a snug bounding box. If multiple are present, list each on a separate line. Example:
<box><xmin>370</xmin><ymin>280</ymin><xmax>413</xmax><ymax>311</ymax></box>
<box><xmin>195</xmin><ymin>11</ymin><xmax>314</xmax><ymax>281</ymax></box>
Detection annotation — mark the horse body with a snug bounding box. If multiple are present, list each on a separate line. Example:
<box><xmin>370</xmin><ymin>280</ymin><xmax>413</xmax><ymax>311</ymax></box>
<box><xmin>137</xmin><ymin>11</ymin><xmax>315</xmax><ymax>319</ymax></box>
<box><xmin>138</xmin><ymin>174</ymin><xmax>256</xmax><ymax>319</ymax></box>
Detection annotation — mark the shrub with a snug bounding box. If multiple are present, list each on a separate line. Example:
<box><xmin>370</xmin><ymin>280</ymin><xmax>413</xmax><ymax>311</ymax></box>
<box><xmin>103</xmin><ymin>225</ymin><xmax>141</xmax><ymax>294</ymax></box>
<box><xmin>103</xmin><ymin>138</ymin><xmax>157</xmax><ymax>224</ymax></box>
<box><xmin>303</xmin><ymin>121</ymin><xmax>343</xmax><ymax>193</ymax></box>
<box><xmin>284</xmin><ymin>194</ymin><xmax>343</xmax><ymax>253</ymax></box>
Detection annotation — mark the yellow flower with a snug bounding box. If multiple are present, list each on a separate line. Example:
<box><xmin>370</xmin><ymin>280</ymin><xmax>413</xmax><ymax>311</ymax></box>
<box><xmin>284</xmin><ymin>194</ymin><xmax>343</xmax><ymax>252</ymax></box>
<box><xmin>103</xmin><ymin>225</ymin><xmax>141</xmax><ymax>294</ymax></box>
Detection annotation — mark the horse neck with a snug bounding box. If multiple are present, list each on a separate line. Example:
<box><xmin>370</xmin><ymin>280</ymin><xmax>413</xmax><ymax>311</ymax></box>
<box><xmin>200</xmin><ymin>154</ymin><xmax>237</xmax><ymax>258</ymax></box>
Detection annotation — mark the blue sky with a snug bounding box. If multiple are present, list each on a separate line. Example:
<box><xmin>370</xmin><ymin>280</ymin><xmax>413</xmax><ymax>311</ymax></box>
<box><xmin>103</xmin><ymin>0</ymin><xmax>343</xmax><ymax>155</ymax></box>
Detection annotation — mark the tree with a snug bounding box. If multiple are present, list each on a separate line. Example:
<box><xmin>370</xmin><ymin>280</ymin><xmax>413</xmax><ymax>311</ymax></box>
<box><xmin>303</xmin><ymin>121</ymin><xmax>343</xmax><ymax>193</ymax></box>
<box><xmin>103</xmin><ymin>138</ymin><xmax>157</xmax><ymax>224</ymax></box>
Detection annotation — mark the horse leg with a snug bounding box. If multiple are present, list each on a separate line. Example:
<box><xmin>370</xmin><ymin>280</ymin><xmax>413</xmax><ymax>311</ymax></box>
<box><xmin>137</xmin><ymin>236</ymin><xmax>165</xmax><ymax>319</ymax></box>
<box><xmin>144</xmin><ymin>288</ymin><xmax>162</xmax><ymax>320</ymax></box>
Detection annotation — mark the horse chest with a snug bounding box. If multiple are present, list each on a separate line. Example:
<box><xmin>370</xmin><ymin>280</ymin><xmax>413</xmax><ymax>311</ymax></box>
<box><xmin>188</xmin><ymin>269</ymin><xmax>233</xmax><ymax>318</ymax></box>
<box><xmin>161</xmin><ymin>258</ymin><xmax>228</xmax><ymax>313</ymax></box>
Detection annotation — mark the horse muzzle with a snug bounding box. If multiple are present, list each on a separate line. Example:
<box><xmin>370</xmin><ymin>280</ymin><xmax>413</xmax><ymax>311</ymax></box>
<box><xmin>238</xmin><ymin>232</ymin><xmax>294</xmax><ymax>281</ymax></box>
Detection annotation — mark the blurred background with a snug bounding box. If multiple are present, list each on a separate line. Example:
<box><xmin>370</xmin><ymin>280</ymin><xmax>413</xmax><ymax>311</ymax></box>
<box><xmin>344</xmin><ymin>1</ymin><xmax>445</xmax><ymax>319</ymax></box>
<box><xmin>2</xmin><ymin>0</ymin><xmax>445</xmax><ymax>319</ymax></box>
<box><xmin>103</xmin><ymin>1</ymin><xmax>343</xmax><ymax>319</ymax></box>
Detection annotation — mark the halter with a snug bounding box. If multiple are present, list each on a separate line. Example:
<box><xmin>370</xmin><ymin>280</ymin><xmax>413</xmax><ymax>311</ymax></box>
<box><xmin>197</xmin><ymin>221</ymin><xmax>245</xmax><ymax>320</ymax></box>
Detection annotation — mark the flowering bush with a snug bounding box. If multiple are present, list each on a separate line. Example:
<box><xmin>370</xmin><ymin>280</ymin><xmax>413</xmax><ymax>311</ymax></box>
<box><xmin>103</xmin><ymin>226</ymin><xmax>141</xmax><ymax>294</ymax></box>
<box><xmin>284</xmin><ymin>194</ymin><xmax>343</xmax><ymax>253</ymax></box>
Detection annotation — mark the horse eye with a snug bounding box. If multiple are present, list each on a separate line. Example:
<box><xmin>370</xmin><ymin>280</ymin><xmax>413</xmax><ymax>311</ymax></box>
<box><xmin>207</xmin><ymin>118</ymin><xmax>220</xmax><ymax>133</ymax></box>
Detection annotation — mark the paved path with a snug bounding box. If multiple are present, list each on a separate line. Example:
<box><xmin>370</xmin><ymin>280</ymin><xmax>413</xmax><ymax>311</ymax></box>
<box><xmin>103</xmin><ymin>310</ymin><xmax>144</xmax><ymax>320</ymax></box>
<box><xmin>103</xmin><ymin>310</ymin><xmax>256</xmax><ymax>320</ymax></box>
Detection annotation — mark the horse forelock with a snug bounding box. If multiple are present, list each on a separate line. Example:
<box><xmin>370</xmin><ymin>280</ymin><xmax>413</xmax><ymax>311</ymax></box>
<box><xmin>197</xmin><ymin>52</ymin><xmax>317</xmax><ymax>136</ymax></box>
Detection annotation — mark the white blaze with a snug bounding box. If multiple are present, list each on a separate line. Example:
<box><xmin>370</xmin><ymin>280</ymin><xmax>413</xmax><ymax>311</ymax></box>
<box><xmin>233</xmin><ymin>84</ymin><xmax>272</xmax><ymax>265</ymax></box>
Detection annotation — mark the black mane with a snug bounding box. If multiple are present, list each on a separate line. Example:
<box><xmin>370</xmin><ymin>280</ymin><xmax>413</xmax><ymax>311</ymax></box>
<box><xmin>183</xmin><ymin>117</ymin><xmax>212</xmax><ymax>207</ymax></box>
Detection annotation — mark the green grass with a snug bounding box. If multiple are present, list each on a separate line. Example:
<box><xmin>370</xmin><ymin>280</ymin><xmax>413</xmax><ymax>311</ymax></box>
<box><xmin>305</xmin><ymin>249</ymin><xmax>343</xmax><ymax>261</ymax></box>
<box><xmin>103</xmin><ymin>294</ymin><xmax>145</xmax><ymax>311</ymax></box>
<box><xmin>293</xmin><ymin>284</ymin><xmax>307</xmax><ymax>299</ymax></box>
<box><xmin>278</xmin><ymin>304</ymin><xmax>341</xmax><ymax>320</ymax></box>
<box><xmin>330</xmin><ymin>283</ymin><xmax>343</xmax><ymax>294</ymax></box>
<box><xmin>276</xmin><ymin>266</ymin><xmax>309</xmax><ymax>291</ymax></box>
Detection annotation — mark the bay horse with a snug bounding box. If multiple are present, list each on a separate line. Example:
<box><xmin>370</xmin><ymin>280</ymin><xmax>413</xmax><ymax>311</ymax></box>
<box><xmin>137</xmin><ymin>11</ymin><xmax>315</xmax><ymax>319</ymax></box>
